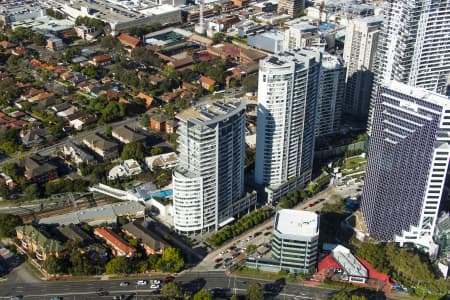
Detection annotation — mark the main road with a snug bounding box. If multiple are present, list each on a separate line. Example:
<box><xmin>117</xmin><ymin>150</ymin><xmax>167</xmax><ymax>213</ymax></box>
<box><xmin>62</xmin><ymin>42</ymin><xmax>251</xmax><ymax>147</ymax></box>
<box><xmin>0</xmin><ymin>271</ymin><xmax>335</xmax><ymax>299</ymax></box>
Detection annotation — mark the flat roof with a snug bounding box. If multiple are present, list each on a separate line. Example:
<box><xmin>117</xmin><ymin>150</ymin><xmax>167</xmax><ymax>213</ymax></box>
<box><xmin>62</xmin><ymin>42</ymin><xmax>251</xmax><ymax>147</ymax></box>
<box><xmin>176</xmin><ymin>99</ymin><xmax>245</xmax><ymax>124</ymax></box>
<box><xmin>383</xmin><ymin>80</ymin><xmax>450</xmax><ymax>107</ymax></box>
<box><xmin>275</xmin><ymin>209</ymin><xmax>319</xmax><ymax>236</ymax></box>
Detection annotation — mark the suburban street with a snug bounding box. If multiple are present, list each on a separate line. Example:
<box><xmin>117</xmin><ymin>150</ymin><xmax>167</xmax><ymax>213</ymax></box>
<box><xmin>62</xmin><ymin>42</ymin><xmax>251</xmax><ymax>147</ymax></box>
<box><xmin>0</xmin><ymin>271</ymin><xmax>335</xmax><ymax>299</ymax></box>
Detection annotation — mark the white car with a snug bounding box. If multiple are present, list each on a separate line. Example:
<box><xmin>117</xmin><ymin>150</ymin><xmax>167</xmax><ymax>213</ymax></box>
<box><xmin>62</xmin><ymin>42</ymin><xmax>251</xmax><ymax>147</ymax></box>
<box><xmin>137</xmin><ymin>280</ymin><xmax>148</xmax><ymax>286</ymax></box>
<box><xmin>152</xmin><ymin>280</ymin><xmax>161</xmax><ymax>284</ymax></box>
<box><xmin>150</xmin><ymin>284</ymin><xmax>160</xmax><ymax>289</ymax></box>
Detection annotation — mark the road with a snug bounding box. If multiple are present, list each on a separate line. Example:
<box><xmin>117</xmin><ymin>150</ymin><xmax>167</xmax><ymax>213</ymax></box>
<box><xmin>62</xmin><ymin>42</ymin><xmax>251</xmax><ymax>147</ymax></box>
<box><xmin>0</xmin><ymin>271</ymin><xmax>334</xmax><ymax>300</ymax></box>
<box><xmin>194</xmin><ymin>182</ymin><xmax>363</xmax><ymax>272</ymax></box>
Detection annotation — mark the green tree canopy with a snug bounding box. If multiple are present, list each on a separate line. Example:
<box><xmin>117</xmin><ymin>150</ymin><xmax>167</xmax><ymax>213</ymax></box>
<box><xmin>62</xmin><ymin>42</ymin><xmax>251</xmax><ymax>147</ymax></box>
<box><xmin>121</xmin><ymin>141</ymin><xmax>144</xmax><ymax>161</ymax></box>
<box><xmin>105</xmin><ymin>256</ymin><xmax>132</xmax><ymax>274</ymax></box>
<box><xmin>44</xmin><ymin>255</ymin><xmax>65</xmax><ymax>274</ymax></box>
<box><xmin>159</xmin><ymin>247</ymin><xmax>185</xmax><ymax>273</ymax></box>
<box><xmin>193</xmin><ymin>289</ymin><xmax>213</xmax><ymax>300</ymax></box>
<box><xmin>160</xmin><ymin>282</ymin><xmax>183</xmax><ymax>300</ymax></box>
<box><xmin>246</xmin><ymin>283</ymin><xmax>264</xmax><ymax>300</ymax></box>
<box><xmin>0</xmin><ymin>214</ymin><xmax>22</xmax><ymax>238</ymax></box>
<box><xmin>242</xmin><ymin>74</ymin><xmax>258</xmax><ymax>93</ymax></box>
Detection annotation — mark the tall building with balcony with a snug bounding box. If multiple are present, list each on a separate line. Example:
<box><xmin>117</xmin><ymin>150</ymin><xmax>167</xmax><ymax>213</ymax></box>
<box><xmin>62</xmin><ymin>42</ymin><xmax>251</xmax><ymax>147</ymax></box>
<box><xmin>315</xmin><ymin>53</ymin><xmax>346</xmax><ymax>137</ymax></box>
<box><xmin>343</xmin><ymin>16</ymin><xmax>382</xmax><ymax>120</ymax></box>
<box><xmin>255</xmin><ymin>49</ymin><xmax>321</xmax><ymax>203</ymax></box>
<box><xmin>368</xmin><ymin>0</ymin><xmax>450</xmax><ymax>131</ymax></box>
<box><xmin>272</xmin><ymin>209</ymin><xmax>319</xmax><ymax>273</ymax></box>
<box><xmin>361</xmin><ymin>81</ymin><xmax>450</xmax><ymax>250</ymax></box>
<box><xmin>172</xmin><ymin>99</ymin><xmax>256</xmax><ymax>235</ymax></box>
<box><xmin>283</xmin><ymin>22</ymin><xmax>325</xmax><ymax>51</ymax></box>
<box><xmin>278</xmin><ymin>0</ymin><xmax>304</xmax><ymax>17</ymax></box>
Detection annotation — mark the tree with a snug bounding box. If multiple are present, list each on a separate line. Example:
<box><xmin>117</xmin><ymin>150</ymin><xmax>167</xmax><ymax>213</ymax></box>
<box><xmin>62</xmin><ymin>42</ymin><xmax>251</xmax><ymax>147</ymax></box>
<box><xmin>32</xmin><ymin>33</ymin><xmax>46</xmax><ymax>46</ymax></box>
<box><xmin>0</xmin><ymin>214</ymin><xmax>22</xmax><ymax>238</ymax></box>
<box><xmin>150</xmin><ymin>146</ymin><xmax>163</xmax><ymax>156</ymax></box>
<box><xmin>44</xmin><ymin>255</ymin><xmax>64</xmax><ymax>274</ymax></box>
<box><xmin>105</xmin><ymin>257</ymin><xmax>132</xmax><ymax>274</ymax></box>
<box><xmin>230</xmin><ymin>295</ymin><xmax>238</xmax><ymax>300</ymax></box>
<box><xmin>212</xmin><ymin>32</ymin><xmax>226</xmax><ymax>44</ymax></box>
<box><xmin>246</xmin><ymin>283</ymin><xmax>264</xmax><ymax>300</ymax></box>
<box><xmin>160</xmin><ymin>282</ymin><xmax>183</xmax><ymax>300</ymax></box>
<box><xmin>100</xmin><ymin>35</ymin><xmax>119</xmax><ymax>50</ymax></box>
<box><xmin>140</xmin><ymin>114</ymin><xmax>150</xmax><ymax>128</ymax></box>
<box><xmin>193</xmin><ymin>289</ymin><xmax>213</xmax><ymax>300</ymax></box>
<box><xmin>121</xmin><ymin>142</ymin><xmax>144</xmax><ymax>161</ymax></box>
<box><xmin>245</xmin><ymin>244</ymin><xmax>257</xmax><ymax>255</ymax></box>
<box><xmin>23</xmin><ymin>183</ymin><xmax>41</xmax><ymax>200</ymax></box>
<box><xmin>105</xmin><ymin>125</ymin><xmax>112</xmax><ymax>137</ymax></box>
<box><xmin>242</xmin><ymin>75</ymin><xmax>258</xmax><ymax>93</ymax></box>
<box><xmin>69</xmin><ymin>248</ymin><xmax>94</xmax><ymax>275</ymax></box>
<box><xmin>159</xmin><ymin>247</ymin><xmax>184</xmax><ymax>273</ymax></box>
<box><xmin>2</xmin><ymin>162</ymin><xmax>20</xmax><ymax>181</ymax></box>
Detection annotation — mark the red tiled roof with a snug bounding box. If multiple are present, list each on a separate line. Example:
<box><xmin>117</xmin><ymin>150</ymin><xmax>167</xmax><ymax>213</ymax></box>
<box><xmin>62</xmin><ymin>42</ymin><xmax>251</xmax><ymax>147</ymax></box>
<box><xmin>117</xmin><ymin>33</ymin><xmax>140</xmax><ymax>48</ymax></box>
<box><xmin>93</xmin><ymin>55</ymin><xmax>111</xmax><ymax>63</ymax></box>
<box><xmin>199</xmin><ymin>76</ymin><xmax>216</xmax><ymax>86</ymax></box>
<box><xmin>94</xmin><ymin>227</ymin><xmax>136</xmax><ymax>255</ymax></box>
<box><xmin>318</xmin><ymin>254</ymin><xmax>341</xmax><ymax>272</ymax></box>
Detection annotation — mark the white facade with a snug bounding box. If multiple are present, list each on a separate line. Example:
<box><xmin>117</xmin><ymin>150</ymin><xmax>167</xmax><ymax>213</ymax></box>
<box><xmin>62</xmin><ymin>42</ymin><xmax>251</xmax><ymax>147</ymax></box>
<box><xmin>255</xmin><ymin>49</ymin><xmax>321</xmax><ymax>203</ymax></box>
<box><xmin>368</xmin><ymin>0</ymin><xmax>450</xmax><ymax>131</ymax></box>
<box><xmin>342</xmin><ymin>16</ymin><xmax>382</xmax><ymax>118</ymax></box>
<box><xmin>316</xmin><ymin>53</ymin><xmax>346</xmax><ymax>137</ymax></box>
<box><xmin>272</xmin><ymin>209</ymin><xmax>319</xmax><ymax>272</ymax></box>
<box><xmin>172</xmin><ymin>100</ymin><xmax>253</xmax><ymax>234</ymax></box>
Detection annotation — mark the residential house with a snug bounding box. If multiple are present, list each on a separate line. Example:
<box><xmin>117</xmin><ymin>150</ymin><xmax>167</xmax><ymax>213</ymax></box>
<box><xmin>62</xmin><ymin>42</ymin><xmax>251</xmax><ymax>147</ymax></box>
<box><xmin>68</xmin><ymin>112</ymin><xmax>97</xmax><ymax>130</ymax></box>
<box><xmin>90</xmin><ymin>55</ymin><xmax>112</xmax><ymax>67</ymax></box>
<box><xmin>117</xmin><ymin>33</ymin><xmax>140</xmax><ymax>49</ymax></box>
<box><xmin>20</xmin><ymin>128</ymin><xmax>50</xmax><ymax>146</ymax></box>
<box><xmin>199</xmin><ymin>76</ymin><xmax>216</xmax><ymax>90</ymax></box>
<box><xmin>0</xmin><ymin>173</ymin><xmax>16</xmax><ymax>189</ymax></box>
<box><xmin>74</xmin><ymin>26</ymin><xmax>100</xmax><ymax>41</ymax></box>
<box><xmin>150</xmin><ymin>114</ymin><xmax>168</xmax><ymax>132</ymax></box>
<box><xmin>16</xmin><ymin>225</ymin><xmax>64</xmax><ymax>261</ymax></box>
<box><xmin>112</xmin><ymin>125</ymin><xmax>146</xmax><ymax>144</ymax></box>
<box><xmin>121</xmin><ymin>221</ymin><xmax>168</xmax><ymax>255</ymax></box>
<box><xmin>94</xmin><ymin>227</ymin><xmax>136</xmax><ymax>257</ymax></box>
<box><xmin>136</xmin><ymin>92</ymin><xmax>155</xmax><ymax>107</ymax></box>
<box><xmin>62</xmin><ymin>142</ymin><xmax>96</xmax><ymax>165</ymax></box>
<box><xmin>21</xmin><ymin>88</ymin><xmax>45</xmax><ymax>101</ymax></box>
<box><xmin>145</xmin><ymin>152</ymin><xmax>178</xmax><ymax>171</ymax></box>
<box><xmin>83</xmin><ymin>133</ymin><xmax>119</xmax><ymax>161</ymax></box>
<box><xmin>23</xmin><ymin>154</ymin><xmax>58</xmax><ymax>184</ymax></box>
<box><xmin>47</xmin><ymin>38</ymin><xmax>63</xmax><ymax>51</ymax></box>
<box><xmin>207</xmin><ymin>15</ymin><xmax>241</xmax><ymax>37</ymax></box>
<box><xmin>207</xmin><ymin>42</ymin><xmax>266</xmax><ymax>64</ymax></box>
<box><xmin>108</xmin><ymin>159</ymin><xmax>142</xmax><ymax>180</ymax></box>
<box><xmin>160</xmin><ymin>92</ymin><xmax>178</xmax><ymax>103</ymax></box>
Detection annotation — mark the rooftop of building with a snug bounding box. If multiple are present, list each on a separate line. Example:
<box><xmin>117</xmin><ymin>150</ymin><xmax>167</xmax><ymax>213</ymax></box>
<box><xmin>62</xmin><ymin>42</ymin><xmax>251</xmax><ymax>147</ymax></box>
<box><xmin>321</xmin><ymin>53</ymin><xmax>344</xmax><ymax>69</ymax></box>
<box><xmin>38</xmin><ymin>201</ymin><xmax>145</xmax><ymax>225</ymax></box>
<box><xmin>383</xmin><ymin>80</ymin><xmax>450</xmax><ymax>107</ymax></box>
<box><xmin>289</xmin><ymin>22</ymin><xmax>318</xmax><ymax>32</ymax></box>
<box><xmin>262</xmin><ymin>48</ymin><xmax>321</xmax><ymax>67</ymax></box>
<box><xmin>176</xmin><ymin>98</ymin><xmax>245</xmax><ymax>124</ymax></box>
<box><xmin>332</xmin><ymin>245</ymin><xmax>368</xmax><ymax>279</ymax></box>
<box><xmin>0</xmin><ymin>0</ymin><xmax>43</xmax><ymax>15</ymax></box>
<box><xmin>355</xmin><ymin>15</ymin><xmax>383</xmax><ymax>26</ymax></box>
<box><xmin>275</xmin><ymin>209</ymin><xmax>319</xmax><ymax>236</ymax></box>
<box><xmin>11</xmin><ymin>16</ymin><xmax>74</xmax><ymax>33</ymax></box>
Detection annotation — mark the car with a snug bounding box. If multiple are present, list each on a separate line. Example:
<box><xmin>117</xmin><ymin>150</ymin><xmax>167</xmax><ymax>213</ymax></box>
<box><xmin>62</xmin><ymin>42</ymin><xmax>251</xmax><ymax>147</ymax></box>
<box><xmin>150</xmin><ymin>284</ymin><xmax>160</xmax><ymax>289</ymax></box>
<box><xmin>318</xmin><ymin>198</ymin><xmax>325</xmax><ymax>202</ymax></box>
<box><xmin>264</xmin><ymin>232</ymin><xmax>271</xmax><ymax>236</ymax></box>
<box><xmin>232</xmin><ymin>253</ymin><xmax>240</xmax><ymax>259</ymax></box>
<box><xmin>165</xmin><ymin>276</ymin><xmax>175</xmax><ymax>282</ymax></box>
<box><xmin>97</xmin><ymin>291</ymin><xmax>108</xmax><ymax>296</ymax></box>
<box><xmin>219</xmin><ymin>250</ymin><xmax>227</xmax><ymax>256</ymax></box>
<box><xmin>50</xmin><ymin>297</ymin><xmax>63</xmax><ymax>300</ymax></box>
<box><xmin>137</xmin><ymin>280</ymin><xmax>148</xmax><ymax>286</ymax></box>
<box><xmin>214</xmin><ymin>263</ymin><xmax>222</xmax><ymax>269</ymax></box>
<box><xmin>215</xmin><ymin>257</ymin><xmax>223</xmax><ymax>263</ymax></box>
<box><xmin>152</xmin><ymin>279</ymin><xmax>161</xmax><ymax>284</ymax></box>
<box><xmin>308</xmin><ymin>203</ymin><xmax>314</xmax><ymax>207</ymax></box>
<box><xmin>10</xmin><ymin>297</ymin><xmax>22</xmax><ymax>300</ymax></box>
<box><xmin>254</xmin><ymin>232</ymin><xmax>262</xmax><ymax>237</ymax></box>
<box><xmin>119</xmin><ymin>281</ymin><xmax>129</xmax><ymax>287</ymax></box>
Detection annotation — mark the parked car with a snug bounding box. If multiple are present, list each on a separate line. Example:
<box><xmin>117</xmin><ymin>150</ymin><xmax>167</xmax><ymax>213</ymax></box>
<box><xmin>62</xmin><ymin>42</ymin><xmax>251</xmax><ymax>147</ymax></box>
<box><xmin>215</xmin><ymin>257</ymin><xmax>223</xmax><ymax>263</ymax></box>
<box><xmin>119</xmin><ymin>281</ymin><xmax>129</xmax><ymax>287</ymax></box>
<box><xmin>165</xmin><ymin>276</ymin><xmax>175</xmax><ymax>282</ymax></box>
<box><xmin>150</xmin><ymin>284</ymin><xmax>160</xmax><ymax>289</ymax></box>
<box><xmin>137</xmin><ymin>280</ymin><xmax>148</xmax><ymax>286</ymax></box>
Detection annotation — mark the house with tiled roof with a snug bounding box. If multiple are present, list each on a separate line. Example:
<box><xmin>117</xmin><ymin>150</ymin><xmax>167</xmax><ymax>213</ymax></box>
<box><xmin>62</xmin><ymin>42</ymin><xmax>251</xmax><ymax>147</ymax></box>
<box><xmin>20</xmin><ymin>128</ymin><xmax>50</xmax><ymax>146</ymax></box>
<box><xmin>199</xmin><ymin>76</ymin><xmax>216</xmax><ymax>90</ymax></box>
<box><xmin>117</xmin><ymin>33</ymin><xmax>141</xmax><ymax>49</ymax></box>
<box><xmin>112</xmin><ymin>125</ymin><xmax>146</xmax><ymax>144</ymax></box>
<box><xmin>160</xmin><ymin>92</ymin><xmax>178</xmax><ymax>103</ymax></box>
<box><xmin>122</xmin><ymin>221</ymin><xmax>168</xmax><ymax>255</ymax></box>
<box><xmin>16</xmin><ymin>225</ymin><xmax>64</xmax><ymax>261</ymax></box>
<box><xmin>83</xmin><ymin>133</ymin><xmax>119</xmax><ymax>161</ymax></box>
<box><xmin>150</xmin><ymin>114</ymin><xmax>168</xmax><ymax>132</ymax></box>
<box><xmin>68</xmin><ymin>112</ymin><xmax>98</xmax><ymax>130</ymax></box>
<box><xmin>22</xmin><ymin>154</ymin><xmax>58</xmax><ymax>184</ymax></box>
<box><xmin>56</xmin><ymin>224</ymin><xmax>94</xmax><ymax>246</ymax></box>
<box><xmin>94</xmin><ymin>227</ymin><xmax>136</xmax><ymax>257</ymax></box>
<box><xmin>137</xmin><ymin>92</ymin><xmax>155</xmax><ymax>107</ymax></box>
<box><xmin>90</xmin><ymin>54</ymin><xmax>112</xmax><ymax>66</ymax></box>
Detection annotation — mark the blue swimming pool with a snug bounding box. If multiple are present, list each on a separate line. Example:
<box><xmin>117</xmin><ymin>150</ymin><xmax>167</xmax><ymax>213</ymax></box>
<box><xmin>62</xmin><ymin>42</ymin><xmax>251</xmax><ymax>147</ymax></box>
<box><xmin>152</xmin><ymin>190</ymin><xmax>173</xmax><ymax>198</ymax></box>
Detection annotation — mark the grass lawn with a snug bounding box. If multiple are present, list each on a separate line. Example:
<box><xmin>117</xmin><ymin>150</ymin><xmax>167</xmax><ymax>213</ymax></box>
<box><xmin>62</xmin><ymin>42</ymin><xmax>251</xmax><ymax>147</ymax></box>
<box><xmin>343</xmin><ymin>157</ymin><xmax>366</xmax><ymax>170</ymax></box>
